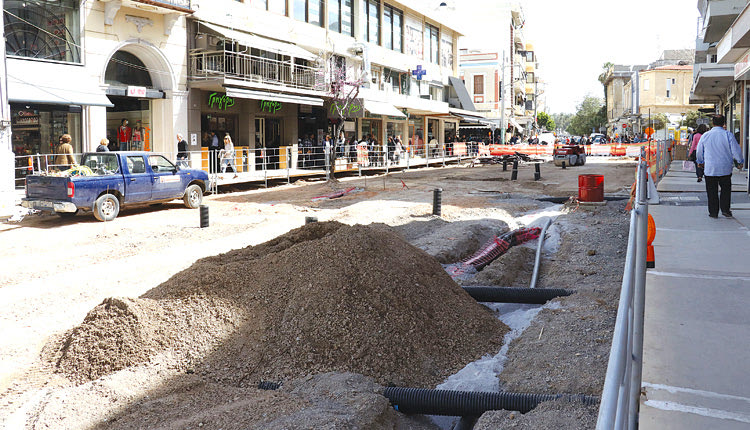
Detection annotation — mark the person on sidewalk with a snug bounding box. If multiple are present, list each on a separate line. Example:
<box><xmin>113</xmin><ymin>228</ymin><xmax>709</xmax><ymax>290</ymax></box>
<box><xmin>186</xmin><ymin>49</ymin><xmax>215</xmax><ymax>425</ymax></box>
<box><xmin>689</xmin><ymin>124</ymin><xmax>708</xmax><ymax>182</ymax></box>
<box><xmin>176</xmin><ymin>134</ymin><xmax>189</xmax><ymax>168</ymax></box>
<box><xmin>96</xmin><ymin>138</ymin><xmax>110</xmax><ymax>152</ymax></box>
<box><xmin>55</xmin><ymin>134</ymin><xmax>76</xmax><ymax>171</ymax></box>
<box><xmin>219</xmin><ymin>134</ymin><xmax>238</xmax><ymax>179</ymax></box>
<box><xmin>696</xmin><ymin>115</ymin><xmax>744</xmax><ymax>218</ymax></box>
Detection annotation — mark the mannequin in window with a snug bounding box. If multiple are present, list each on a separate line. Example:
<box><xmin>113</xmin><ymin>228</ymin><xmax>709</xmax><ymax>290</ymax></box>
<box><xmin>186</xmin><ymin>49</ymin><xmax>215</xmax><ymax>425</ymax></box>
<box><xmin>131</xmin><ymin>120</ymin><xmax>144</xmax><ymax>151</ymax></box>
<box><xmin>118</xmin><ymin>119</ymin><xmax>132</xmax><ymax>151</ymax></box>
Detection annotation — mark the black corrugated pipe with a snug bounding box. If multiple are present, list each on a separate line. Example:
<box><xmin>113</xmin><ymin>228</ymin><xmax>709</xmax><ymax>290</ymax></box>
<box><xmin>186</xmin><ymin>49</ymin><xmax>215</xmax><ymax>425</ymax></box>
<box><xmin>462</xmin><ymin>286</ymin><xmax>574</xmax><ymax>304</ymax></box>
<box><xmin>383</xmin><ymin>387</ymin><xmax>599</xmax><ymax>416</ymax></box>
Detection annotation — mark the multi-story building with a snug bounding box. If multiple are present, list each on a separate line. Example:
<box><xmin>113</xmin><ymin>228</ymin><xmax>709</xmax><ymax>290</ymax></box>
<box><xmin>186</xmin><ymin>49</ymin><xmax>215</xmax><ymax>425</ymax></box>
<box><xmin>690</xmin><ymin>0</ymin><xmax>749</xmax><ymax>166</ymax></box>
<box><xmin>458</xmin><ymin>2</ymin><xmax>535</xmax><ymax>142</ymax></box>
<box><xmin>3</xmin><ymin>0</ymin><xmax>193</xmax><ymax>184</ymax></box>
<box><xmin>186</xmin><ymin>0</ymin><xmax>464</xmax><ymax>162</ymax></box>
<box><xmin>604</xmin><ymin>50</ymin><xmax>710</xmax><ymax>139</ymax></box>
<box><xmin>1</xmin><ymin>0</ymin><xmax>466</xmax><ymax>191</ymax></box>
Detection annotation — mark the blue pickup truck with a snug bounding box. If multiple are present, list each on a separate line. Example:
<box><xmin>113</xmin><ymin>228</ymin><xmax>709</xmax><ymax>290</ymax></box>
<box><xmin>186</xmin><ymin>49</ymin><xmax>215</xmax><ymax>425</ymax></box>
<box><xmin>22</xmin><ymin>152</ymin><xmax>210</xmax><ymax>221</ymax></box>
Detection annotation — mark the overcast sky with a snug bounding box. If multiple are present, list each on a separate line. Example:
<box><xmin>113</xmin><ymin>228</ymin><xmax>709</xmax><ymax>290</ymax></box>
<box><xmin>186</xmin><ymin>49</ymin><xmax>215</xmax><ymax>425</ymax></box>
<box><xmin>447</xmin><ymin>0</ymin><xmax>701</xmax><ymax>114</ymax></box>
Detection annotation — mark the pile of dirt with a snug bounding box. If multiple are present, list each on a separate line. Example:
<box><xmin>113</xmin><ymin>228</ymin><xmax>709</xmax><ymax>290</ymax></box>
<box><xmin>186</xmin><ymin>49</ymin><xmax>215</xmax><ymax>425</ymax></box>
<box><xmin>49</xmin><ymin>222</ymin><xmax>508</xmax><ymax>388</ymax></box>
<box><xmin>464</xmin><ymin>245</ymin><xmax>536</xmax><ymax>287</ymax></box>
<box><xmin>474</xmin><ymin>398</ymin><xmax>598</xmax><ymax>429</ymax></box>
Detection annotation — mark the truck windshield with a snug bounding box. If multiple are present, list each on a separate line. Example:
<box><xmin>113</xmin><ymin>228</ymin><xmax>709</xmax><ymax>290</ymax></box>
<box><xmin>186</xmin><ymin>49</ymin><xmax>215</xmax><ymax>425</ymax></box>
<box><xmin>81</xmin><ymin>154</ymin><xmax>120</xmax><ymax>176</ymax></box>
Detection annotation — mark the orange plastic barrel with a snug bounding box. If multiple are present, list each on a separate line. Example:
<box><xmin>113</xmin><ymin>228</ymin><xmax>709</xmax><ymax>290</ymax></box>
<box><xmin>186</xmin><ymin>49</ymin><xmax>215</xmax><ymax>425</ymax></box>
<box><xmin>578</xmin><ymin>174</ymin><xmax>604</xmax><ymax>202</ymax></box>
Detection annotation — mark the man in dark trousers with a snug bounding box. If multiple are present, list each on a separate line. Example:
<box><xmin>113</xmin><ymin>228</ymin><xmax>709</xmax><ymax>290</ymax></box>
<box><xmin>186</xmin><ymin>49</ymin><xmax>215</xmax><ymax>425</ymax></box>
<box><xmin>696</xmin><ymin>115</ymin><xmax>744</xmax><ymax>218</ymax></box>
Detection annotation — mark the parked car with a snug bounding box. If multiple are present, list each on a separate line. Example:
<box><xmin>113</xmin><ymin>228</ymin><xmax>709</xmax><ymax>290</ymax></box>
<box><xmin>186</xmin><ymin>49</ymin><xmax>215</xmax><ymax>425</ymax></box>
<box><xmin>22</xmin><ymin>151</ymin><xmax>210</xmax><ymax>221</ymax></box>
<box><xmin>589</xmin><ymin>133</ymin><xmax>607</xmax><ymax>144</ymax></box>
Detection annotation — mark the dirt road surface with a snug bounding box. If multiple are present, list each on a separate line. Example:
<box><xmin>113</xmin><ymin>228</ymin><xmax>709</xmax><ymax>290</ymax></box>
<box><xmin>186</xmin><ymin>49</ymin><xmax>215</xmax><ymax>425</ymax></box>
<box><xmin>0</xmin><ymin>157</ymin><xmax>636</xmax><ymax>429</ymax></box>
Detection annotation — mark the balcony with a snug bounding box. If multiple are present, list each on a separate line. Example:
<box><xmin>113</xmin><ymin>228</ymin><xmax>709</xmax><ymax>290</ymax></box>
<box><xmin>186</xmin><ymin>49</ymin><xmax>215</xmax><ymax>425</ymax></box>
<box><xmin>189</xmin><ymin>50</ymin><xmax>324</xmax><ymax>92</ymax></box>
<box><xmin>699</xmin><ymin>0</ymin><xmax>745</xmax><ymax>44</ymax></box>
<box><xmin>690</xmin><ymin>62</ymin><xmax>734</xmax><ymax>104</ymax></box>
<box><xmin>133</xmin><ymin>0</ymin><xmax>193</xmax><ymax>12</ymax></box>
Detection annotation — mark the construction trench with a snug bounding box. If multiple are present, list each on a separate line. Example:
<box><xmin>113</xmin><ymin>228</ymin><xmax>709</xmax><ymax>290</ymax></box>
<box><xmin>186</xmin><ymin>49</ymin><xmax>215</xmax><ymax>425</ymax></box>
<box><xmin>1</xmin><ymin>158</ymin><xmax>634</xmax><ymax>429</ymax></box>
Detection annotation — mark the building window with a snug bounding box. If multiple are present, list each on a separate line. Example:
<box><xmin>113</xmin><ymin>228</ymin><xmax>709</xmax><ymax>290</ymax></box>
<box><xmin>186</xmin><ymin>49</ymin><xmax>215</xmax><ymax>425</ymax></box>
<box><xmin>294</xmin><ymin>0</ymin><xmax>323</xmax><ymax>26</ymax></box>
<box><xmin>426</xmin><ymin>24</ymin><xmax>439</xmax><ymax>64</ymax></box>
<box><xmin>526</xmin><ymin>72</ymin><xmax>534</xmax><ymax>84</ymax></box>
<box><xmin>3</xmin><ymin>0</ymin><xmax>81</xmax><ymax>63</ymax></box>
<box><xmin>644</xmin><ymin>79</ymin><xmax>649</xmax><ymax>91</ymax></box>
<box><xmin>329</xmin><ymin>0</ymin><xmax>353</xmax><ymax>36</ymax></box>
<box><xmin>525</xmin><ymin>51</ymin><xmax>534</xmax><ymax>62</ymax></box>
<box><xmin>430</xmin><ymin>85</ymin><xmax>443</xmax><ymax>101</ymax></box>
<box><xmin>666</xmin><ymin>78</ymin><xmax>672</xmax><ymax>98</ymax></box>
<box><xmin>253</xmin><ymin>0</ymin><xmax>287</xmax><ymax>14</ymax></box>
<box><xmin>364</xmin><ymin>0</ymin><xmax>380</xmax><ymax>44</ymax></box>
<box><xmin>383</xmin><ymin>4</ymin><xmax>403</xmax><ymax>52</ymax></box>
<box><xmin>473</xmin><ymin>75</ymin><xmax>484</xmax><ymax>95</ymax></box>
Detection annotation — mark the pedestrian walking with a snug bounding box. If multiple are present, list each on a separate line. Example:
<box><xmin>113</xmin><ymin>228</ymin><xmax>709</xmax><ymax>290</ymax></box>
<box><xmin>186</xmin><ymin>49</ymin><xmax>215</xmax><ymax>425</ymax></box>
<box><xmin>176</xmin><ymin>133</ymin><xmax>189</xmax><ymax>168</ymax></box>
<box><xmin>96</xmin><ymin>138</ymin><xmax>110</xmax><ymax>152</ymax></box>
<box><xmin>219</xmin><ymin>134</ymin><xmax>238</xmax><ymax>178</ymax></box>
<box><xmin>689</xmin><ymin>124</ymin><xmax>708</xmax><ymax>182</ymax></box>
<box><xmin>55</xmin><ymin>134</ymin><xmax>76</xmax><ymax>171</ymax></box>
<box><xmin>696</xmin><ymin>115</ymin><xmax>744</xmax><ymax>218</ymax></box>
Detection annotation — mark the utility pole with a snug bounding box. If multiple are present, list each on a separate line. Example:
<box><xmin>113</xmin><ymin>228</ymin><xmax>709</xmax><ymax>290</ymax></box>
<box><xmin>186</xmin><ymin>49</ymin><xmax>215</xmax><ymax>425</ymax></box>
<box><xmin>0</xmin><ymin>1</ymin><xmax>15</xmax><ymax>219</ymax></box>
<box><xmin>500</xmin><ymin>50</ymin><xmax>505</xmax><ymax>145</ymax></box>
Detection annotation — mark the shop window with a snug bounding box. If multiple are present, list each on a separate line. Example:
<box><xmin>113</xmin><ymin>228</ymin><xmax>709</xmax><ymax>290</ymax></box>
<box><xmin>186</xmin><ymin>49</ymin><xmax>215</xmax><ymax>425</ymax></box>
<box><xmin>3</xmin><ymin>0</ymin><xmax>81</xmax><ymax>63</ymax></box>
<box><xmin>105</xmin><ymin>51</ymin><xmax>154</xmax><ymax>88</ymax></box>
<box><xmin>253</xmin><ymin>0</ymin><xmax>287</xmax><ymax>15</ymax></box>
<box><xmin>425</xmin><ymin>24</ymin><xmax>439</xmax><ymax>65</ymax></box>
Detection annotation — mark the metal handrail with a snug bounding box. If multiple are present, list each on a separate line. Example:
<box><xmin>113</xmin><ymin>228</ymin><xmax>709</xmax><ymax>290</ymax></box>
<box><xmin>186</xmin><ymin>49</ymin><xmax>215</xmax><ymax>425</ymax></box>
<box><xmin>189</xmin><ymin>50</ymin><xmax>322</xmax><ymax>91</ymax></box>
<box><xmin>596</xmin><ymin>151</ymin><xmax>649</xmax><ymax>429</ymax></box>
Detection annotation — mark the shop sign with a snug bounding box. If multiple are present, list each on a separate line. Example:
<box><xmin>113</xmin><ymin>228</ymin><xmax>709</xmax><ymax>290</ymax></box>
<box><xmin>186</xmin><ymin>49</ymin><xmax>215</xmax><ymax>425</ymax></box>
<box><xmin>208</xmin><ymin>92</ymin><xmax>235</xmax><ymax>110</ymax></box>
<box><xmin>260</xmin><ymin>100</ymin><xmax>282</xmax><ymax>113</ymax></box>
<box><xmin>326</xmin><ymin>99</ymin><xmax>364</xmax><ymax>119</ymax></box>
<box><xmin>735</xmin><ymin>52</ymin><xmax>750</xmax><ymax>79</ymax></box>
<box><xmin>127</xmin><ymin>86</ymin><xmax>147</xmax><ymax>98</ymax></box>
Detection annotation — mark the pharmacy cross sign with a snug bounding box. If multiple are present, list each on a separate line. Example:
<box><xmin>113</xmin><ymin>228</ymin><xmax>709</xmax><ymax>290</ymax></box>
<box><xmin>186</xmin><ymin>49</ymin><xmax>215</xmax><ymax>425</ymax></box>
<box><xmin>412</xmin><ymin>65</ymin><xmax>426</xmax><ymax>80</ymax></box>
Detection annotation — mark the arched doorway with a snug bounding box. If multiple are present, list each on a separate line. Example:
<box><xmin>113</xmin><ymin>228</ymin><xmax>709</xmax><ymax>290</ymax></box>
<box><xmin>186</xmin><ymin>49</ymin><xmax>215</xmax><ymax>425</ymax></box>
<box><xmin>104</xmin><ymin>42</ymin><xmax>174</xmax><ymax>152</ymax></box>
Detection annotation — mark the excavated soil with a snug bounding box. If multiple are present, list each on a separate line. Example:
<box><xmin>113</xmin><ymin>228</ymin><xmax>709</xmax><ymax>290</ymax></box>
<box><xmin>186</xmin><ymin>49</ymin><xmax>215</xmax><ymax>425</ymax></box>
<box><xmin>2</xmin><ymin>158</ymin><xmax>638</xmax><ymax>429</ymax></box>
<box><xmin>48</xmin><ymin>222</ymin><xmax>507</xmax><ymax>389</ymax></box>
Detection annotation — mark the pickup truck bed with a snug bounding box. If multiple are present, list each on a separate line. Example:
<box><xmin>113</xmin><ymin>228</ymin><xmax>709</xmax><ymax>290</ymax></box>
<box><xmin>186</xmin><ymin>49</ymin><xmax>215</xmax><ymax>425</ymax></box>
<box><xmin>22</xmin><ymin>151</ymin><xmax>210</xmax><ymax>221</ymax></box>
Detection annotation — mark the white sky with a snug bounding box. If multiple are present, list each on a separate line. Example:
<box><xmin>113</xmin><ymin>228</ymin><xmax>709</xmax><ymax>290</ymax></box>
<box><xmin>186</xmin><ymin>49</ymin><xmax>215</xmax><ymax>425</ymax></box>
<box><xmin>446</xmin><ymin>0</ymin><xmax>701</xmax><ymax>114</ymax></box>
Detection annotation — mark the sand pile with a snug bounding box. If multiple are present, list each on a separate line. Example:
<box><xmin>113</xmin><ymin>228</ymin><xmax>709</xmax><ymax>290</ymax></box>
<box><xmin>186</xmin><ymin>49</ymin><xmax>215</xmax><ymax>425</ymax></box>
<box><xmin>50</xmin><ymin>222</ymin><xmax>507</xmax><ymax>388</ymax></box>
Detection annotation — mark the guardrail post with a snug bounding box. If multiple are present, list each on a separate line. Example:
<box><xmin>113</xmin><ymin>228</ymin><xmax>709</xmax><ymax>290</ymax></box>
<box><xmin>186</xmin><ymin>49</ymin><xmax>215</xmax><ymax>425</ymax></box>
<box><xmin>287</xmin><ymin>150</ymin><xmax>291</xmax><ymax>184</ymax></box>
<box><xmin>442</xmin><ymin>148</ymin><xmax>446</xmax><ymax>167</ymax></box>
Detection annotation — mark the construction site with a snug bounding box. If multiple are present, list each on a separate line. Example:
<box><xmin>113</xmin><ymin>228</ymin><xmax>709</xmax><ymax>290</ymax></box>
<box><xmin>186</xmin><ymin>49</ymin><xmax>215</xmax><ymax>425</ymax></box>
<box><xmin>0</xmin><ymin>156</ymin><xmax>638</xmax><ymax>429</ymax></box>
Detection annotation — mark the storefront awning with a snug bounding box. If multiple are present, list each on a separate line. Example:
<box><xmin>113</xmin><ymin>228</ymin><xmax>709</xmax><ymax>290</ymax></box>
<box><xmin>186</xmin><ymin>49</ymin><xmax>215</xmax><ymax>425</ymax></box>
<box><xmin>225</xmin><ymin>87</ymin><xmax>324</xmax><ymax>106</ymax></box>
<box><xmin>199</xmin><ymin>22</ymin><xmax>317</xmax><ymax>61</ymax></box>
<box><xmin>508</xmin><ymin>117</ymin><xmax>524</xmax><ymax>132</ymax></box>
<box><xmin>363</xmin><ymin>100</ymin><xmax>406</xmax><ymax>118</ymax></box>
<box><xmin>449</xmin><ymin>107</ymin><xmax>486</xmax><ymax>123</ymax></box>
<box><xmin>7</xmin><ymin>73</ymin><xmax>113</xmax><ymax>107</ymax></box>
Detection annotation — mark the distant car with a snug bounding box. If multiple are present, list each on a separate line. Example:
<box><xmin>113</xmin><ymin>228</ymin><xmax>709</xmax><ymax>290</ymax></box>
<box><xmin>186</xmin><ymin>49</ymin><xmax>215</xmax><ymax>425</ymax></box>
<box><xmin>590</xmin><ymin>133</ymin><xmax>607</xmax><ymax>144</ymax></box>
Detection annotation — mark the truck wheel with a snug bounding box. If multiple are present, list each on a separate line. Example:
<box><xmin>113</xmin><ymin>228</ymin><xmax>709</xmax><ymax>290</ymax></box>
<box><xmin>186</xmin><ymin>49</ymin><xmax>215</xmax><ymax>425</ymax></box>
<box><xmin>183</xmin><ymin>184</ymin><xmax>203</xmax><ymax>209</ymax></box>
<box><xmin>94</xmin><ymin>194</ymin><xmax>120</xmax><ymax>222</ymax></box>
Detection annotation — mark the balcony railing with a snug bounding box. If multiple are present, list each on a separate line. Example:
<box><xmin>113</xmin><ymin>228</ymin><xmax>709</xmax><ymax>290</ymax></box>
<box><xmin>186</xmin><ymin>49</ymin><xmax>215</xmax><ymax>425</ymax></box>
<box><xmin>189</xmin><ymin>50</ymin><xmax>325</xmax><ymax>92</ymax></box>
<box><xmin>135</xmin><ymin>0</ymin><xmax>192</xmax><ymax>10</ymax></box>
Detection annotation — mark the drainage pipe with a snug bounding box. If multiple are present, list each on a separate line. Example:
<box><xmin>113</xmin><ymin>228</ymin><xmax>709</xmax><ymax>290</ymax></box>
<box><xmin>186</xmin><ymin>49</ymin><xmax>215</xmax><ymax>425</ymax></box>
<box><xmin>462</xmin><ymin>286</ymin><xmax>573</xmax><ymax>304</ymax></box>
<box><xmin>529</xmin><ymin>217</ymin><xmax>552</xmax><ymax>289</ymax></box>
<box><xmin>383</xmin><ymin>387</ymin><xmax>599</xmax><ymax>416</ymax></box>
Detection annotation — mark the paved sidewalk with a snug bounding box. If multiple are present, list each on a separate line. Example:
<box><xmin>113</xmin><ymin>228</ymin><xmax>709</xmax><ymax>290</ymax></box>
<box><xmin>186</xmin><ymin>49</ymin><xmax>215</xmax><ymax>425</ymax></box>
<box><xmin>640</xmin><ymin>162</ymin><xmax>750</xmax><ymax>429</ymax></box>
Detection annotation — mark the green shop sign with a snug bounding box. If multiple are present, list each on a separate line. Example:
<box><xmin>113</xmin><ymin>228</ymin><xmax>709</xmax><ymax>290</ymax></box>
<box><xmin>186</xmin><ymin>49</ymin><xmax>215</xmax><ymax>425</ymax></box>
<box><xmin>260</xmin><ymin>100</ymin><xmax>283</xmax><ymax>113</ymax></box>
<box><xmin>326</xmin><ymin>99</ymin><xmax>364</xmax><ymax>119</ymax></box>
<box><xmin>208</xmin><ymin>92</ymin><xmax>235</xmax><ymax>110</ymax></box>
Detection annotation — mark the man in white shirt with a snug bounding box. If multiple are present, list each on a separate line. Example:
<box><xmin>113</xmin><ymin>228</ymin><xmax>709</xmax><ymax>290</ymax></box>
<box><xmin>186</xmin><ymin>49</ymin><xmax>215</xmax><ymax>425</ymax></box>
<box><xmin>696</xmin><ymin>115</ymin><xmax>744</xmax><ymax>218</ymax></box>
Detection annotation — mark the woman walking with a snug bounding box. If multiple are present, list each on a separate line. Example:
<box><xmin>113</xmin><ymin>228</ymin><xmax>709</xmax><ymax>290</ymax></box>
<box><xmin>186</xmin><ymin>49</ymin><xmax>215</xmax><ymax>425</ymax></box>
<box><xmin>689</xmin><ymin>124</ymin><xmax>708</xmax><ymax>182</ymax></box>
<box><xmin>220</xmin><ymin>134</ymin><xmax>238</xmax><ymax>178</ymax></box>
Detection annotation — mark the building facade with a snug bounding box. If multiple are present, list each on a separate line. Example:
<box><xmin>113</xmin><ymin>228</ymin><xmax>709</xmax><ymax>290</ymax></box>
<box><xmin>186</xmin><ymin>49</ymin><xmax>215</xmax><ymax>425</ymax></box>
<box><xmin>458</xmin><ymin>3</ymin><xmax>541</xmax><ymax>142</ymax></box>
<box><xmin>186</xmin><ymin>0</ymin><xmax>464</xmax><ymax>160</ymax></box>
<box><xmin>691</xmin><ymin>0</ymin><xmax>749</xmax><ymax>168</ymax></box>
<box><xmin>3</xmin><ymin>0</ymin><xmax>193</xmax><ymax>184</ymax></box>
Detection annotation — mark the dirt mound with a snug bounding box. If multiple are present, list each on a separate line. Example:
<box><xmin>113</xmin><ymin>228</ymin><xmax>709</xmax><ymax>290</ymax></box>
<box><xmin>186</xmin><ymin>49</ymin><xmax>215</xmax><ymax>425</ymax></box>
<box><xmin>466</xmin><ymin>246</ymin><xmax>536</xmax><ymax>287</ymax></box>
<box><xmin>474</xmin><ymin>398</ymin><xmax>598</xmax><ymax>429</ymax></box>
<box><xmin>50</xmin><ymin>222</ymin><xmax>507</xmax><ymax>388</ymax></box>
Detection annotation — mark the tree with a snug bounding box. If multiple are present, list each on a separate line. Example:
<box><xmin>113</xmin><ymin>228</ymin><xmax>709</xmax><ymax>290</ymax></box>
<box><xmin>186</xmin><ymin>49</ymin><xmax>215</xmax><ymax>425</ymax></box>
<box><xmin>552</xmin><ymin>112</ymin><xmax>573</xmax><ymax>134</ymax></box>
<box><xmin>680</xmin><ymin>110</ymin><xmax>709</xmax><ymax>129</ymax></box>
<box><xmin>536</xmin><ymin>112</ymin><xmax>555</xmax><ymax>131</ymax></box>
<box><xmin>568</xmin><ymin>96</ymin><xmax>606</xmax><ymax>136</ymax></box>
<box><xmin>644</xmin><ymin>112</ymin><xmax>668</xmax><ymax>131</ymax></box>
<box><xmin>327</xmin><ymin>56</ymin><xmax>365</xmax><ymax>180</ymax></box>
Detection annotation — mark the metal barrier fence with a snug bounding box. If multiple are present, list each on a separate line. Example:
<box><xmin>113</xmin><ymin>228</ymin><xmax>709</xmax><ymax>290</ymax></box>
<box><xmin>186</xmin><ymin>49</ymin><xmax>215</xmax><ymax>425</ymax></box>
<box><xmin>596</xmin><ymin>152</ymin><xmax>650</xmax><ymax>429</ymax></box>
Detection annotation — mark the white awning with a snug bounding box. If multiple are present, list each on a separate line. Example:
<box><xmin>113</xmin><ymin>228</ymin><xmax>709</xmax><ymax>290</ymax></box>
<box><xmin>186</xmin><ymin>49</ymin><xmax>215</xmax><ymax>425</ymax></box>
<box><xmin>363</xmin><ymin>100</ymin><xmax>406</xmax><ymax>118</ymax></box>
<box><xmin>508</xmin><ymin>117</ymin><xmax>524</xmax><ymax>132</ymax></box>
<box><xmin>225</xmin><ymin>87</ymin><xmax>324</xmax><ymax>106</ymax></box>
<box><xmin>449</xmin><ymin>107</ymin><xmax>486</xmax><ymax>123</ymax></box>
<box><xmin>6</xmin><ymin>71</ymin><xmax>113</xmax><ymax>107</ymax></box>
<box><xmin>199</xmin><ymin>22</ymin><xmax>317</xmax><ymax>61</ymax></box>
